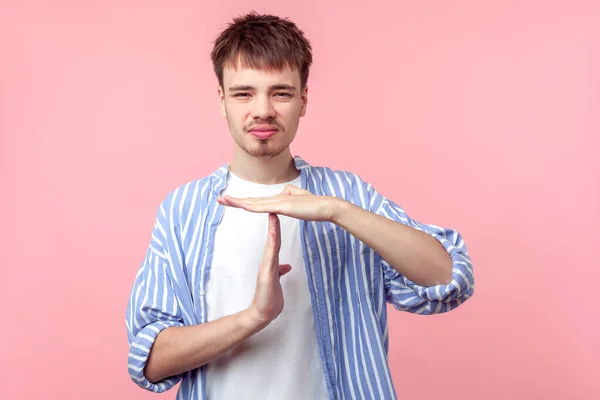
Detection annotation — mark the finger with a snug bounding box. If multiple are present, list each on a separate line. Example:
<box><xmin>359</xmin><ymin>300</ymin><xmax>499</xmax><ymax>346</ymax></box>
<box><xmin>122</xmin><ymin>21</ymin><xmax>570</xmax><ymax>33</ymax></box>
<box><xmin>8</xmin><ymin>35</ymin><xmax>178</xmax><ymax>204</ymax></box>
<box><xmin>239</xmin><ymin>198</ymin><xmax>288</xmax><ymax>214</ymax></box>
<box><xmin>281</xmin><ymin>184</ymin><xmax>310</xmax><ymax>195</ymax></box>
<box><xmin>219</xmin><ymin>196</ymin><xmax>260</xmax><ymax>211</ymax></box>
<box><xmin>217</xmin><ymin>195</ymin><xmax>244</xmax><ymax>208</ymax></box>
<box><xmin>235</xmin><ymin>195</ymin><xmax>284</xmax><ymax>205</ymax></box>
<box><xmin>270</xmin><ymin>213</ymin><xmax>281</xmax><ymax>251</ymax></box>
<box><xmin>263</xmin><ymin>214</ymin><xmax>281</xmax><ymax>265</ymax></box>
<box><xmin>221</xmin><ymin>195</ymin><xmax>270</xmax><ymax>202</ymax></box>
<box><xmin>220</xmin><ymin>196</ymin><xmax>285</xmax><ymax>213</ymax></box>
<box><xmin>278</xmin><ymin>264</ymin><xmax>292</xmax><ymax>276</ymax></box>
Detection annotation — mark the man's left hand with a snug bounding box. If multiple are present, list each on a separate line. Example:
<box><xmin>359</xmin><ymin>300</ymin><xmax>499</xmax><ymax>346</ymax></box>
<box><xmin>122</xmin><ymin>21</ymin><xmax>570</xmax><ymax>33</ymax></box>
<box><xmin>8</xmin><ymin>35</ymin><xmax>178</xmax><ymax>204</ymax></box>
<box><xmin>217</xmin><ymin>184</ymin><xmax>345</xmax><ymax>223</ymax></box>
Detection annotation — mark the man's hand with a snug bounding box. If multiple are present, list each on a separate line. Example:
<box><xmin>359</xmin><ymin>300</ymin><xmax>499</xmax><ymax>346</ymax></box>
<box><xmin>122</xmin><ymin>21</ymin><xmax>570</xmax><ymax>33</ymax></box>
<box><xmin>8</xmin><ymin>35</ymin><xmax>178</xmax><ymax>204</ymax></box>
<box><xmin>248</xmin><ymin>213</ymin><xmax>293</xmax><ymax>327</ymax></box>
<box><xmin>217</xmin><ymin>184</ymin><xmax>346</xmax><ymax>222</ymax></box>
<box><xmin>143</xmin><ymin>214</ymin><xmax>292</xmax><ymax>384</ymax></box>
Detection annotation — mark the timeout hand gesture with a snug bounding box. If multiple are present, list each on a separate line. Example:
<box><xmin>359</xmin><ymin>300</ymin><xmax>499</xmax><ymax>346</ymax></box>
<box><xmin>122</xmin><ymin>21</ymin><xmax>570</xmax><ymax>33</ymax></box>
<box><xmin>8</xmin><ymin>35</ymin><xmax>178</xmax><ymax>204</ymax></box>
<box><xmin>248</xmin><ymin>213</ymin><xmax>292</xmax><ymax>327</ymax></box>
<box><xmin>217</xmin><ymin>184</ymin><xmax>341</xmax><ymax>222</ymax></box>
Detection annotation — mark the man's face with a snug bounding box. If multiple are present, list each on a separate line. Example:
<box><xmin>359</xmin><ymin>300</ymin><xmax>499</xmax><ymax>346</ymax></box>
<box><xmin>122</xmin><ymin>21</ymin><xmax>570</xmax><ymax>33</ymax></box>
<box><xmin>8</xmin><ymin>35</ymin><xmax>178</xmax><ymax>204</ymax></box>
<box><xmin>219</xmin><ymin>64</ymin><xmax>307</xmax><ymax>159</ymax></box>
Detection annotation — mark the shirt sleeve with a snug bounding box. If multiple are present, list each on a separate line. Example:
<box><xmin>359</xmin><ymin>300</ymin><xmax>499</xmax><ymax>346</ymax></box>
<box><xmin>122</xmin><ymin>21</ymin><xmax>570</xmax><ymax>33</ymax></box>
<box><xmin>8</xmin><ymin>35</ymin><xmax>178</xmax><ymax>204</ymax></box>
<box><xmin>367</xmin><ymin>184</ymin><xmax>475</xmax><ymax>315</ymax></box>
<box><xmin>125</xmin><ymin>205</ymin><xmax>184</xmax><ymax>392</ymax></box>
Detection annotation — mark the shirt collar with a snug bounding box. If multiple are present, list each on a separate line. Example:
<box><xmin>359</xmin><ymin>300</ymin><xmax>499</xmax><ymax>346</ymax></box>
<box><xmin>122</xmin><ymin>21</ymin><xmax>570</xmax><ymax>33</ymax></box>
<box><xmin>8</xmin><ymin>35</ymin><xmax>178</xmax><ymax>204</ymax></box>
<box><xmin>210</xmin><ymin>155</ymin><xmax>310</xmax><ymax>194</ymax></box>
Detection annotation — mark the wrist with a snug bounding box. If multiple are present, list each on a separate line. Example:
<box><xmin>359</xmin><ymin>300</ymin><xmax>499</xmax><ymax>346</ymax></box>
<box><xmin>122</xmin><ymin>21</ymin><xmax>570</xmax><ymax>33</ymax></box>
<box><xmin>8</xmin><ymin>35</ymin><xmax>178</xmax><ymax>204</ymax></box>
<box><xmin>240</xmin><ymin>307</ymin><xmax>270</xmax><ymax>333</ymax></box>
<box><xmin>328</xmin><ymin>197</ymin><xmax>351</xmax><ymax>224</ymax></box>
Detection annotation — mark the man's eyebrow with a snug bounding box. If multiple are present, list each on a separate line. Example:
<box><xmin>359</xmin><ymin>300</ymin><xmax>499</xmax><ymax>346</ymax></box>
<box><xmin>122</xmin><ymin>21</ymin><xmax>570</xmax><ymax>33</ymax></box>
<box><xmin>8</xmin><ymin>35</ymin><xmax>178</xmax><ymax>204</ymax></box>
<box><xmin>228</xmin><ymin>84</ymin><xmax>297</xmax><ymax>92</ymax></box>
<box><xmin>270</xmin><ymin>84</ymin><xmax>297</xmax><ymax>91</ymax></box>
<box><xmin>228</xmin><ymin>85</ymin><xmax>254</xmax><ymax>92</ymax></box>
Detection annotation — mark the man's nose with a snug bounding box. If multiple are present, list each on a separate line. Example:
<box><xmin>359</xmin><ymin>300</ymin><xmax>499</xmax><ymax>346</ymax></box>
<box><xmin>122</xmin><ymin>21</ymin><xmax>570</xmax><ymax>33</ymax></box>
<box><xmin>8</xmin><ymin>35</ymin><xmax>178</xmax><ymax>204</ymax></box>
<box><xmin>251</xmin><ymin>94</ymin><xmax>276</xmax><ymax>120</ymax></box>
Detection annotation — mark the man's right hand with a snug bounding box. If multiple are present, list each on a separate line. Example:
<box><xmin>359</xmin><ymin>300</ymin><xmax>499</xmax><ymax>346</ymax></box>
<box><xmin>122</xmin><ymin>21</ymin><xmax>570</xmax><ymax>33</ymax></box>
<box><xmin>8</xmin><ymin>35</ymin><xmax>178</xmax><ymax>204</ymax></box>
<box><xmin>142</xmin><ymin>213</ymin><xmax>293</xmax><ymax>384</ymax></box>
<box><xmin>248</xmin><ymin>213</ymin><xmax>292</xmax><ymax>327</ymax></box>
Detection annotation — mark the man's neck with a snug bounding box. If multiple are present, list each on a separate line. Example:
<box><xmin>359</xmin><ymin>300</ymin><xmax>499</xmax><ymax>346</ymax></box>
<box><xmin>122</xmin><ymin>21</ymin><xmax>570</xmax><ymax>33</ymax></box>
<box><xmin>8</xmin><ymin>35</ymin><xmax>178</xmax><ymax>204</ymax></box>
<box><xmin>228</xmin><ymin>147</ymin><xmax>300</xmax><ymax>185</ymax></box>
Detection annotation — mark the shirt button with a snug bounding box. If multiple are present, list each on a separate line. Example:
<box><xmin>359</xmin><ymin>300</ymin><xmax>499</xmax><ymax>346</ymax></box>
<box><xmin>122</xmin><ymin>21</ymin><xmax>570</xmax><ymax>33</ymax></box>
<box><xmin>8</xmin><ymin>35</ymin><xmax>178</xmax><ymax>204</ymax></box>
<box><xmin>199</xmin><ymin>290</ymin><xmax>205</xmax><ymax>296</ymax></box>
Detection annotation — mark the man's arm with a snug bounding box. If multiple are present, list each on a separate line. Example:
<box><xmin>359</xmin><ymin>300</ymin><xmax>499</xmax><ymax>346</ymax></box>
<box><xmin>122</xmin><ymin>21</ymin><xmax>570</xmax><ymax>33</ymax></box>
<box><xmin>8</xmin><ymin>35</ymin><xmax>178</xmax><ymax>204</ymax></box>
<box><xmin>144</xmin><ymin>214</ymin><xmax>290</xmax><ymax>383</ymax></box>
<box><xmin>218</xmin><ymin>185</ymin><xmax>455</xmax><ymax>288</ymax></box>
<box><xmin>128</xmin><ymin>213</ymin><xmax>290</xmax><ymax>390</ymax></box>
<box><xmin>218</xmin><ymin>180</ymin><xmax>474</xmax><ymax>314</ymax></box>
<box><xmin>331</xmin><ymin>200</ymin><xmax>452</xmax><ymax>287</ymax></box>
<box><xmin>145</xmin><ymin>309</ymin><xmax>262</xmax><ymax>383</ymax></box>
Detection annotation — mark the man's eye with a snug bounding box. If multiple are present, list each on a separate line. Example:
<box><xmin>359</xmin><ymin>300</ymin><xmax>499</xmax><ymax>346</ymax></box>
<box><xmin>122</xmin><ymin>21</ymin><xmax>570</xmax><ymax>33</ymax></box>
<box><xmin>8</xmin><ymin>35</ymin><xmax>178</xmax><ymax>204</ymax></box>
<box><xmin>275</xmin><ymin>93</ymin><xmax>292</xmax><ymax>97</ymax></box>
<box><xmin>233</xmin><ymin>93</ymin><xmax>250</xmax><ymax>98</ymax></box>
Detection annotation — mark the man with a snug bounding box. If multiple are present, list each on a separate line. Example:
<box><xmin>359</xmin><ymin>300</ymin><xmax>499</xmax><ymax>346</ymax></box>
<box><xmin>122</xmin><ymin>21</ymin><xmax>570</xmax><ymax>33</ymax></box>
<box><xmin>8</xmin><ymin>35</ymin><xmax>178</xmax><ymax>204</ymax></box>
<box><xmin>126</xmin><ymin>12</ymin><xmax>474</xmax><ymax>400</ymax></box>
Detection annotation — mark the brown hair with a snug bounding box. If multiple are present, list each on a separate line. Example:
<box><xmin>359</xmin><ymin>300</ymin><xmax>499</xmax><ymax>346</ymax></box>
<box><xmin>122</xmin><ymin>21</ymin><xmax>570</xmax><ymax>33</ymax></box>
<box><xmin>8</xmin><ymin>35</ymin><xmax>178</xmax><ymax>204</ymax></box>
<box><xmin>210</xmin><ymin>12</ymin><xmax>313</xmax><ymax>89</ymax></box>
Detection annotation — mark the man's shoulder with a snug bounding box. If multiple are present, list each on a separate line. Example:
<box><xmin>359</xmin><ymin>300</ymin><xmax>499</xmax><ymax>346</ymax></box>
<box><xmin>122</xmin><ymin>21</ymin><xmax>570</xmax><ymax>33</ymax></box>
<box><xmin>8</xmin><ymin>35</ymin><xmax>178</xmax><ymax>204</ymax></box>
<box><xmin>304</xmin><ymin>163</ymin><xmax>373</xmax><ymax>199</ymax></box>
<box><xmin>157</xmin><ymin>167</ymin><xmax>225</xmax><ymax>216</ymax></box>
<box><xmin>308</xmin><ymin>165</ymin><xmax>368</xmax><ymax>185</ymax></box>
<box><xmin>305</xmin><ymin>163</ymin><xmax>364</xmax><ymax>183</ymax></box>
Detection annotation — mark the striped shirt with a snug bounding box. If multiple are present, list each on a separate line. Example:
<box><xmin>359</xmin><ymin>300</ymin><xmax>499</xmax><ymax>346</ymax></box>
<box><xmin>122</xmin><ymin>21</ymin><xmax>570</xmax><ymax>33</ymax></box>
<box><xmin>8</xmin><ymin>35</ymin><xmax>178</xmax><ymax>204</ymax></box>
<box><xmin>126</xmin><ymin>155</ymin><xmax>475</xmax><ymax>399</ymax></box>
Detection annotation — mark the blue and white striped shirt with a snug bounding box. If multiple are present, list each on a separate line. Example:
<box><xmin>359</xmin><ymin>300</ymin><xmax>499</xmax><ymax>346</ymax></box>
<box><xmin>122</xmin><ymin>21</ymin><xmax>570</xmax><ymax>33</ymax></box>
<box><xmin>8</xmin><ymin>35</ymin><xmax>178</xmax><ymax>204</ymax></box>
<box><xmin>126</xmin><ymin>155</ymin><xmax>475</xmax><ymax>399</ymax></box>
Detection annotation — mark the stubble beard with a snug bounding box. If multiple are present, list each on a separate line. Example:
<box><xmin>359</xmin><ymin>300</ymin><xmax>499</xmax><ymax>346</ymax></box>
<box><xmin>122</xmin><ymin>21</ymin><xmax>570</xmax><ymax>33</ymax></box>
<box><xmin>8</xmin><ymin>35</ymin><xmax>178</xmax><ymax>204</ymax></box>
<box><xmin>227</xmin><ymin>114</ymin><xmax>294</xmax><ymax>159</ymax></box>
<box><xmin>232</xmin><ymin>122</ymin><xmax>289</xmax><ymax>159</ymax></box>
<box><xmin>238</xmin><ymin>136</ymin><xmax>286</xmax><ymax>159</ymax></box>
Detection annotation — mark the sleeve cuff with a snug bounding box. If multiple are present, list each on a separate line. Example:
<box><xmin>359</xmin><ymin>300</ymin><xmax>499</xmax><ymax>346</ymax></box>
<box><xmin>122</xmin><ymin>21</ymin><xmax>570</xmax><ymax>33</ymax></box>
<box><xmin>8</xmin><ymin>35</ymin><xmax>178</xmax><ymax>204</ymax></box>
<box><xmin>128</xmin><ymin>320</ymin><xmax>183</xmax><ymax>393</ymax></box>
<box><xmin>400</xmin><ymin>232</ymin><xmax>474</xmax><ymax>303</ymax></box>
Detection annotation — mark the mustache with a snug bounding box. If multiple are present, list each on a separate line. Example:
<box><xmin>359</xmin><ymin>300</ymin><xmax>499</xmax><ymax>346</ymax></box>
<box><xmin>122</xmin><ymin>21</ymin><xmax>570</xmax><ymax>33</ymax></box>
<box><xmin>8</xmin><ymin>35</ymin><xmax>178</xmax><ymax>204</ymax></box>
<box><xmin>244</xmin><ymin>120</ymin><xmax>283</xmax><ymax>131</ymax></box>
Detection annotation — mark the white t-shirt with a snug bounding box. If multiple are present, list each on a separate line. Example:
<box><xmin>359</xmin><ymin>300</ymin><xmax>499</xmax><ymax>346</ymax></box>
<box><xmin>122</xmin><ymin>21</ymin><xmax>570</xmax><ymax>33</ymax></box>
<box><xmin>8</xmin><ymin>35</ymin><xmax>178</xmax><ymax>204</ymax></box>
<box><xmin>205</xmin><ymin>170</ymin><xmax>329</xmax><ymax>400</ymax></box>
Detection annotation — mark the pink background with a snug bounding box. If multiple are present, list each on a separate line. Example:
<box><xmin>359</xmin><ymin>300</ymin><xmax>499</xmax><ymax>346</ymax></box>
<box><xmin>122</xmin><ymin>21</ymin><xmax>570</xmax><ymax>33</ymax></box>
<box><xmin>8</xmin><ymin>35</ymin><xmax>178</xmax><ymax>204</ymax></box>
<box><xmin>1</xmin><ymin>1</ymin><xmax>599</xmax><ymax>399</ymax></box>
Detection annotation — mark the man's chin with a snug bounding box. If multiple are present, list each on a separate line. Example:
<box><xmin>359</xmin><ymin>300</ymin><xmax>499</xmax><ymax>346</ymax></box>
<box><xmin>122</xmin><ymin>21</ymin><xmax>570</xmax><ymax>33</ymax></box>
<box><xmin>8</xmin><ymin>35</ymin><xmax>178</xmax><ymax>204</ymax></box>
<box><xmin>246</xmin><ymin>145</ymin><xmax>286</xmax><ymax>159</ymax></box>
<box><xmin>248</xmin><ymin>150</ymin><xmax>281</xmax><ymax>159</ymax></box>
<box><xmin>232</xmin><ymin>135</ymin><xmax>290</xmax><ymax>159</ymax></box>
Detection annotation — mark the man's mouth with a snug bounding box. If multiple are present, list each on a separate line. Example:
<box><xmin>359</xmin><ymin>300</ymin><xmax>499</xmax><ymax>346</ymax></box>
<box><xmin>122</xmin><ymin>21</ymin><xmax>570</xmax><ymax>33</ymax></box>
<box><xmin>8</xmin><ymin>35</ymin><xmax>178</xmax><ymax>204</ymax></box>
<box><xmin>248</xmin><ymin>126</ymin><xmax>279</xmax><ymax>139</ymax></box>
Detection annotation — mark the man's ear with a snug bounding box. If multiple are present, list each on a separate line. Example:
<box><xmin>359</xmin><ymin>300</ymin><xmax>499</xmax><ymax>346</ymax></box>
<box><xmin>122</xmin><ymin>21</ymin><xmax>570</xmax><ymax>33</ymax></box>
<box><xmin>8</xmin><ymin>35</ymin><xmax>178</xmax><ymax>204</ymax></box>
<box><xmin>218</xmin><ymin>86</ymin><xmax>226</xmax><ymax>117</ymax></box>
<box><xmin>300</xmin><ymin>85</ymin><xmax>308</xmax><ymax>117</ymax></box>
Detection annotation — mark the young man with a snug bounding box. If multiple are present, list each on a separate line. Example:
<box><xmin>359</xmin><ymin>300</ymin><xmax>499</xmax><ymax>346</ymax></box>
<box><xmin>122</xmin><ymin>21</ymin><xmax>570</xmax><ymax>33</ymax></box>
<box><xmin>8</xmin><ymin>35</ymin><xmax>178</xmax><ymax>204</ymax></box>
<box><xmin>126</xmin><ymin>12</ymin><xmax>474</xmax><ymax>400</ymax></box>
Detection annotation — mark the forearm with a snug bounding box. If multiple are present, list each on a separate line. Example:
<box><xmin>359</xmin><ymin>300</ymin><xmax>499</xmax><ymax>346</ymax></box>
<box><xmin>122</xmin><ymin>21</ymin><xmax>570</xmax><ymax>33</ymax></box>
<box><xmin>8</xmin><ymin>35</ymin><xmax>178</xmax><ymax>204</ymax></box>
<box><xmin>332</xmin><ymin>199</ymin><xmax>453</xmax><ymax>286</ymax></box>
<box><xmin>145</xmin><ymin>309</ymin><xmax>265</xmax><ymax>383</ymax></box>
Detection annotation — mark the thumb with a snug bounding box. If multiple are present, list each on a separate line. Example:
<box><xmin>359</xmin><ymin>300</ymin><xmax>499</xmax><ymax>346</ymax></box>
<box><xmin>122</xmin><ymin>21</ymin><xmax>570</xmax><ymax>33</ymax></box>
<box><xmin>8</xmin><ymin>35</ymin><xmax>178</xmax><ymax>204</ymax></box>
<box><xmin>281</xmin><ymin>184</ymin><xmax>309</xmax><ymax>196</ymax></box>
<box><xmin>278</xmin><ymin>264</ymin><xmax>292</xmax><ymax>277</ymax></box>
